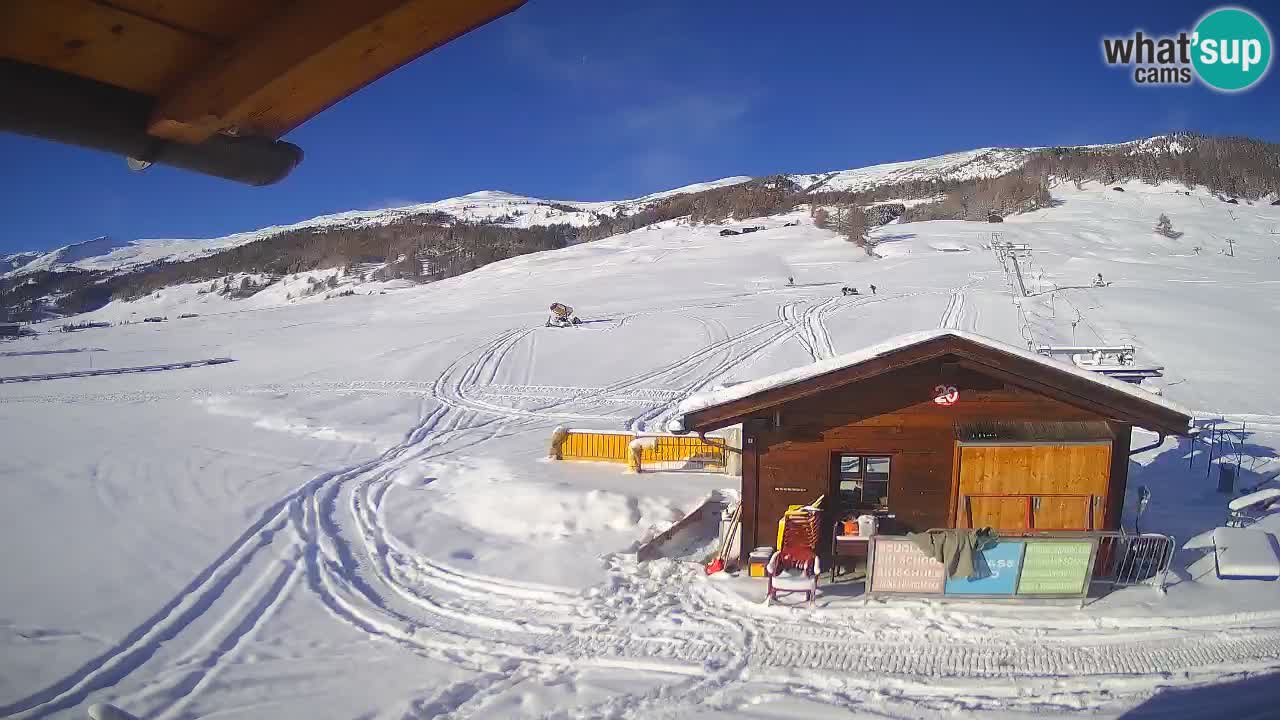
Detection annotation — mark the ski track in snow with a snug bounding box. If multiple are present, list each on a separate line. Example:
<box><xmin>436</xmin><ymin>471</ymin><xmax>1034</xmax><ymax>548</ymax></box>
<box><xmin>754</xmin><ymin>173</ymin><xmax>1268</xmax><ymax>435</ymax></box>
<box><xmin>8</xmin><ymin>302</ymin><xmax>1280</xmax><ymax>720</ymax></box>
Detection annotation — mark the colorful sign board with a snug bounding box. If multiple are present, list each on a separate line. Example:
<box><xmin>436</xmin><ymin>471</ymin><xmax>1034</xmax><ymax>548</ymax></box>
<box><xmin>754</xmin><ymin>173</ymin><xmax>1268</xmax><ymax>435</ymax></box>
<box><xmin>1016</xmin><ymin>540</ymin><xmax>1095</xmax><ymax>595</ymax></box>
<box><xmin>868</xmin><ymin>538</ymin><xmax>946</xmax><ymax>593</ymax></box>
<box><xmin>944</xmin><ymin>540</ymin><xmax>1025</xmax><ymax>595</ymax></box>
<box><xmin>868</xmin><ymin>536</ymin><xmax>1097</xmax><ymax>600</ymax></box>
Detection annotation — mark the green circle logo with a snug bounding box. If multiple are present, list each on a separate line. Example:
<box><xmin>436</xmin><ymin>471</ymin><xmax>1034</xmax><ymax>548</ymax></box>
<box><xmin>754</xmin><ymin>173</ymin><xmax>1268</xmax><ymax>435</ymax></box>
<box><xmin>1192</xmin><ymin>7</ymin><xmax>1272</xmax><ymax>91</ymax></box>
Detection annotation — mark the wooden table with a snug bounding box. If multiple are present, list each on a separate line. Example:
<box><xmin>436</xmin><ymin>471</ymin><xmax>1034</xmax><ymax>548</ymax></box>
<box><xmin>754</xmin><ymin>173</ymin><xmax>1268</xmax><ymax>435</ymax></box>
<box><xmin>830</xmin><ymin>534</ymin><xmax>870</xmax><ymax>583</ymax></box>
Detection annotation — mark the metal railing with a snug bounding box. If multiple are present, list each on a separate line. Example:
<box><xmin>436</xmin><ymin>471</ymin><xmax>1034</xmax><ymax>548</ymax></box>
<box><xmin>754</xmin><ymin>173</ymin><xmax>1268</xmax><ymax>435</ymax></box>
<box><xmin>988</xmin><ymin>529</ymin><xmax>1177</xmax><ymax>593</ymax></box>
<box><xmin>1095</xmin><ymin>532</ymin><xmax>1176</xmax><ymax>592</ymax></box>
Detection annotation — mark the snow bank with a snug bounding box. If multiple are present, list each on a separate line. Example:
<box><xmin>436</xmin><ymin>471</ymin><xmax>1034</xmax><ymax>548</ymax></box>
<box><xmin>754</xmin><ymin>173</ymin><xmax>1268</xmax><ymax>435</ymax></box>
<box><xmin>421</xmin><ymin>457</ymin><xmax>685</xmax><ymax>541</ymax></box>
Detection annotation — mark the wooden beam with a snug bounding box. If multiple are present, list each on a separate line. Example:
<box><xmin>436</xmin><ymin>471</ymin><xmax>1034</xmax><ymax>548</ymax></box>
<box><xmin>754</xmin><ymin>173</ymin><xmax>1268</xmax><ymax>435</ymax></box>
<box><xmin>741</xmin><ymin>430</ymin><xmax>759</xmax><ymax>562</ymax></box>
<box><xmin>147</xmin><ymin>0</ymin><xmax>525</xmax><ymax>143</ymax></box>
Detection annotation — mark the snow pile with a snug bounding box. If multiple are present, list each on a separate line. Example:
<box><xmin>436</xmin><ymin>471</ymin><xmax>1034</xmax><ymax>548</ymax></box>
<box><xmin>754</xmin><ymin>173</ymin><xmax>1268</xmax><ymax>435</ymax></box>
<box><xmin>414</xmin><ymin>457</ymin><xmax>684</xmax><ymax>541</ymax></box>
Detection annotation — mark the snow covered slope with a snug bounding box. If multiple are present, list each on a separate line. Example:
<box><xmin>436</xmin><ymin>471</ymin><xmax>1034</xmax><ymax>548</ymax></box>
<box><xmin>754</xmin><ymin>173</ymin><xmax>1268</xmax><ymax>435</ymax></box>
<box><xmin>1</xmin><ymin>250</ymin><xmax>42</xmax><ymax>273</ymax></box>
<box><xmin>791</xmin><ymin>147</ymin><xmax>1034</xmax><ymax>193</ymax></box>
<box><xmin>3</xmin><ymin>177</ymin><xmax>1280</xmax><ymax>719</ymax></box>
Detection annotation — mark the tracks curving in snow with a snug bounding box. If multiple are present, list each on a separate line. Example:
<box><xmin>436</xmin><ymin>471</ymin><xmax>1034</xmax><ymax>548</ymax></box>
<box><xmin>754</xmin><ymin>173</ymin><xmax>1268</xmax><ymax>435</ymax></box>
<box><xmin>11</xmin><ymin>310</ymin><xmax>1280</xmax><ymax>718</ymax></box>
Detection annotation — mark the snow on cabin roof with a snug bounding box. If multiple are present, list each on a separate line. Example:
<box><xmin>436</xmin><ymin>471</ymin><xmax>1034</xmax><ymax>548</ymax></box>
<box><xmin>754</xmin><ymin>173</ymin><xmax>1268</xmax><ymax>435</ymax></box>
<box><xmin>669</xmin><ymin>329</ymin><xmax>1192</xmax><ymax>432</ymax></box>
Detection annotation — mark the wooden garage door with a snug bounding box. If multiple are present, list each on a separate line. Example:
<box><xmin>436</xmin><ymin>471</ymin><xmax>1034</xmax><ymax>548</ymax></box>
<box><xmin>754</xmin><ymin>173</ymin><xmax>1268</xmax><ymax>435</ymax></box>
<box><xmin>965</xmin><ymin>495</ymin><xmax>1030</xmax><ymax>530</ymax></box>
<box><xmin>956</xmin><ymin>443</ymin><xmax>1111</xmax><ymax>530</ymax></box>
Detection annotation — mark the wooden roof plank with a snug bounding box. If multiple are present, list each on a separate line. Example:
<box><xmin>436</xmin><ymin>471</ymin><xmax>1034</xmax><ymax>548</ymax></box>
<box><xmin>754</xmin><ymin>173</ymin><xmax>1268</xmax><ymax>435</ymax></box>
<box><xmin>146</xmin><ymin>0</ymin><xmax>526</xmax><ymax>143</ymax></box>
<box><xmin>95</xmin><ymin>0</ymin><xmax>286</xmax><ymax>45</ymax></box>
<box><xmin>0</xmin><ymin>0</ymin><xmax>216</xmax><ymax>96</ymax></box>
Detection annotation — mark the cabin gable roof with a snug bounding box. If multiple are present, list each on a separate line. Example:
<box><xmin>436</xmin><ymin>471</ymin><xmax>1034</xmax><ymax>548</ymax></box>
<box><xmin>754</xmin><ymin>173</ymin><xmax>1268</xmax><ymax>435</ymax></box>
<box><xmin>672</xmin><ymin>330</ymin><xmax>1192</xmax><ymax>437</ymax></box>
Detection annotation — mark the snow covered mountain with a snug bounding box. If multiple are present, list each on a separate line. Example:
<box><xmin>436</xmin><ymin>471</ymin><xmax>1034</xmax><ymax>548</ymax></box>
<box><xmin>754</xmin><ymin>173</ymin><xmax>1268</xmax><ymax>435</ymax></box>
<box><xmin>4</xmin><ymin>133</ymin><xmax>1276</xmax><ymax>328</ymax></box>
<box><xmin>1</xmin><ymin>148</ymin><xmax>1040</xmax><ymax>279</ymax></box>
<box><xmin>0</xmin><ymin>250</ymin><xmax>41</xmax><ymax>274</ymax></box>
<box><xmin>1</xmin><ymin>180</ymin><xmax>757</xmax><ymax>279</ymax></box>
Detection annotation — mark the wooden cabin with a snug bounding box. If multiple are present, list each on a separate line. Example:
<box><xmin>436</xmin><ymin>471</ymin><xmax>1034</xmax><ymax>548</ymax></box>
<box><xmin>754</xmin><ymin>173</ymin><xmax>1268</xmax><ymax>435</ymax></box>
<box><xmin>669</xmin><ymin>330</ymin><xmax>1192</xmax><ymax>560</ymax></box>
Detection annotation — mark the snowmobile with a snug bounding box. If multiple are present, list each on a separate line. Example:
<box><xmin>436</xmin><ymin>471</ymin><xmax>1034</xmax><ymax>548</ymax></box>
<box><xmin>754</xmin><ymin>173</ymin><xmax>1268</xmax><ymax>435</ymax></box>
<box><xmin>841</xmin><ymin>286</ymin><xmax>860</xmax><ymax>296</ymax></box>
<box><xmin>546</xmin><ymin>302</ymin><xmax>583</xmax><ymax>328</ymax></box>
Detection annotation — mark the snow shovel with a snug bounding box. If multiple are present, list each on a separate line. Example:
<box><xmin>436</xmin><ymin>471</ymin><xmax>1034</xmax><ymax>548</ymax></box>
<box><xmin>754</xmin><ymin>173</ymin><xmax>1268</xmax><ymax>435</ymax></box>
<box><xmin>706</xmin><ymin>501</ymin><xmax>742</xmax><ymax>575</ymax></box>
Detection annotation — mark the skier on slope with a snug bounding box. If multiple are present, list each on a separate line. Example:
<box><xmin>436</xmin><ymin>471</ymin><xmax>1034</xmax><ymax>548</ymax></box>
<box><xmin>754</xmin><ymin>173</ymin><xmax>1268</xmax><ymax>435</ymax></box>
<box><xmin>870</xmin><ymin>284</ymin><xmax>877</xmax><ymax>295</ymax></box>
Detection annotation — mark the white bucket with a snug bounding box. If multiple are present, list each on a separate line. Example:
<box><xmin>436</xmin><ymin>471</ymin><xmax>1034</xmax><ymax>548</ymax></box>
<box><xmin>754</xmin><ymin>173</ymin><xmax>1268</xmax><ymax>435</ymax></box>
<box><xmin>857</xmin><ymin>514</ymin><xmax>878</xmax><ymax>537</ymax></box>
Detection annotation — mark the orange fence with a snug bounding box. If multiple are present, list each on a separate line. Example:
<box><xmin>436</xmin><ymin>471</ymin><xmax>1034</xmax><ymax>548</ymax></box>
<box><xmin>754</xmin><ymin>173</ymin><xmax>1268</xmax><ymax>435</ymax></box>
<box><xmin>559</xmin><ymin>430</ymin><xmax>634</xmax><ymax>462</ymax></box>
<box><xmin>554</xmin><ymin>428</ymin><xmax>733</xmax><ymax>473</ymax></box>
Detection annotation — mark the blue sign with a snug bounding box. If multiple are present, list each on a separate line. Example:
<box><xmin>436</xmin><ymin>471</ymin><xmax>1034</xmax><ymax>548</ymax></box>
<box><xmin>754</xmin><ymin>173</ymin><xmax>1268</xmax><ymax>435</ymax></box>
<box><xmin>944</xmin><ymin>541</ymin><xmax>1025</xmax><ymax>595</ymax></box>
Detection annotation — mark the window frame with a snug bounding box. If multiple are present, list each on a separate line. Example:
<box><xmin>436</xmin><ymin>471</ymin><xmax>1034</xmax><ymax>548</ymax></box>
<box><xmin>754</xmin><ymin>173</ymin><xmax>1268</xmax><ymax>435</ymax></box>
<box><xmin>833</xmin><ymin>452</ymin><xmax>893</xmax><ymax>512</ymax></box>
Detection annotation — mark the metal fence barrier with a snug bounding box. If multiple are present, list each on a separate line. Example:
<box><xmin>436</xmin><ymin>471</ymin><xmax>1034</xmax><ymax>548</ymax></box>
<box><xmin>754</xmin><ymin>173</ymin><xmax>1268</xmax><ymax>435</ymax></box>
<box><xmin>1093</xmin><ymin>532</ymin><xmax>1176</xmax><ymax>592</ymax></box>
<box><xmin>997</xmin><ymin>529</ymin><xmax>1176</xmax><ymax>592</ymax></box>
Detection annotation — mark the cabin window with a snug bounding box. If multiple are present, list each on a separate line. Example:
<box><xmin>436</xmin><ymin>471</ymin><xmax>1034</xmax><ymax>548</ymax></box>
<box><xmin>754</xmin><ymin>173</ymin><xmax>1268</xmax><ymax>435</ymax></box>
<box><xmin>835</xmin><ymin>454</ymin><xmax>892</xmax><ymax>510</ymax></box>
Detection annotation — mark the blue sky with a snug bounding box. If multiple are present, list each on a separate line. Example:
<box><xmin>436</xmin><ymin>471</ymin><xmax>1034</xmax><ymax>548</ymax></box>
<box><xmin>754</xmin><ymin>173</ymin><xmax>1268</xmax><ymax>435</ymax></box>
<box><xmin>3</xmin><ymin>0</ymin><xmax>1277</xmax><ymax>254</ymax></box>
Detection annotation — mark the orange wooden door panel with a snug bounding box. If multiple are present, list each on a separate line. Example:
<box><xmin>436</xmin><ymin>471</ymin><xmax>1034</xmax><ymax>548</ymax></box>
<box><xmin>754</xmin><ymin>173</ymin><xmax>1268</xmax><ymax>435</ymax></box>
<box><xmin>956</xmin><ymin>443</ymin><xmax>1111</xmax><ymax>527</ymax></box>
<box><xmin>963</xmin><ymin>495</ymin><xmax>1030</xmax><ymax>530</ymax></box>
<box><xmin>1032</xmin><ymin>495</ymin><xmax>1092</xmax><ymax>530</ymax></box>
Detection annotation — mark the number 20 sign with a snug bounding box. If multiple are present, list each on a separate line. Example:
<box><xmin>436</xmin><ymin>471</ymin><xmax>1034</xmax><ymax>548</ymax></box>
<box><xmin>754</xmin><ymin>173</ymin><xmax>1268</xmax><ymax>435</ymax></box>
<box><xmin>933</xmin><ymin>384</ymin><xmax>959</xmax><ymax>406</ymax></box>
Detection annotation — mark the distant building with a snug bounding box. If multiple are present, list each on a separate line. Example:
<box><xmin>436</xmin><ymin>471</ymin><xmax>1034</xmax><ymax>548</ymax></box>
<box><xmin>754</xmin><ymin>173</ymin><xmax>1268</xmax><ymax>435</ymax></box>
<box><xmin>0</xmin><ymin>323</ymin><xmax>22</xmax><ymax>337</ymax></box>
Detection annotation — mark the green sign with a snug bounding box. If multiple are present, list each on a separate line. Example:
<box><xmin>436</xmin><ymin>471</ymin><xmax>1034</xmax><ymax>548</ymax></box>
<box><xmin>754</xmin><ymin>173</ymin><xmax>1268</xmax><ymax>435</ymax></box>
<box><xmin>1016</xmin><ymin>540</ymin><xmax>1094</xmax><ymax>595</ymax></box>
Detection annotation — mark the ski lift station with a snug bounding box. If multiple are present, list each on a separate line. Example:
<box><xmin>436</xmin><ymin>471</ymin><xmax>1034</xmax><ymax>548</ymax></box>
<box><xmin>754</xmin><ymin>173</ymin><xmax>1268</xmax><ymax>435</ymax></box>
<box><xmin>1035</xmin><ymin>344</ymin><xmax>1166</xmax><ymax>384</ymax></box>
<box><xmin>666</xmin><ymin>330</ymin><xmax>1193</xmax><ymax>596</ymax></box>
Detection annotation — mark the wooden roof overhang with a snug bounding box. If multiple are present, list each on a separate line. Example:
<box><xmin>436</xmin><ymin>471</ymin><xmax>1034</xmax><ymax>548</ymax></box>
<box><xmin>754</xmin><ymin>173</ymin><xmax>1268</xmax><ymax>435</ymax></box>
<box><xmin>680</xmin><ymin>333</ymin><xmax>1192</xmax><ymax>438</ymax></box>
<box><xmin>1</xmin><ymin>0</ymin><xmax>525</xmax><ymax>185</ymax></box>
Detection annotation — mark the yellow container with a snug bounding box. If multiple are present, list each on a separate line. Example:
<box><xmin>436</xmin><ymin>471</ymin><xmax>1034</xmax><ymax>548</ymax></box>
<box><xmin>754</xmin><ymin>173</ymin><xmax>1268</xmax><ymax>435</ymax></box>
<box><xmin>748</xmin><ymin>547</ymin><xmax>773</xmax><ymax>577</ymax></box>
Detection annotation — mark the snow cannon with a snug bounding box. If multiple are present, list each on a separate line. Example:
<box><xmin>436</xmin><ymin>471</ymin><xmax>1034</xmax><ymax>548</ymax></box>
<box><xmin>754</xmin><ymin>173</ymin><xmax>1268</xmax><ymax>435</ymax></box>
<box><xmin>546</xmin><ymin>302</ymin><xmax>582</xmax><ymax>327</ymax></box>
